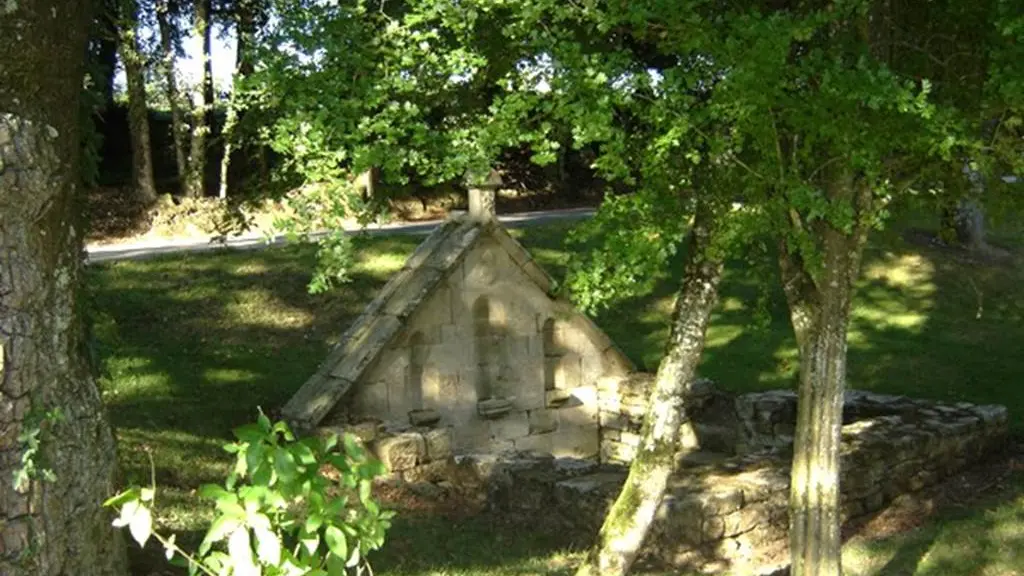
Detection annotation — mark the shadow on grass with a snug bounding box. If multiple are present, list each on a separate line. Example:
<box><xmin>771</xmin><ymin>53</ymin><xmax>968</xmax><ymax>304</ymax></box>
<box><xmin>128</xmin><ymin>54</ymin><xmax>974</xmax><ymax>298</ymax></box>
<box><xmin>88</xmin><ymin>218</ymin><xmax>1024</xmax><ymax>575</ymax></box>
<box><xmin>841</xmin><ymin>470</ymin><xmax>1024</xmax><ymax>576</ymax></box>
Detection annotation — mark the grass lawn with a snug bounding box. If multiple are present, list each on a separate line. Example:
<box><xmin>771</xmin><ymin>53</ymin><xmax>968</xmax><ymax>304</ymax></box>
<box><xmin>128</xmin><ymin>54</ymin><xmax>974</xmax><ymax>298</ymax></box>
<box><xmin>86</xmin><ymin>214</ymin><xmax>1024</xmax><ymax>575</ymax></box>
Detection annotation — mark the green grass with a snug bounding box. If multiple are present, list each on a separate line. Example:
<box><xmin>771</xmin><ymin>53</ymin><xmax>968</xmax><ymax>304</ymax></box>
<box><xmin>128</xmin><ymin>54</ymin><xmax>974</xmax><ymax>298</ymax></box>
<box><xmin>87</xmin><ymin>217</ymin><xmax>1024</xmax><ymax>575</ymax></box>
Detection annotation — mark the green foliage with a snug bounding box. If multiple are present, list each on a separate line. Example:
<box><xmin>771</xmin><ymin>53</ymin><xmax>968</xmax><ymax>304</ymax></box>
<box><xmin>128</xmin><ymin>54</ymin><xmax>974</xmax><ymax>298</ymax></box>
<box><xmin>242</xmin><ymin>0</ymin><xmax>1023</xmax><ymax>309</ymax></box>
<box><xmin>105</xmin><ymin>412</ymin><xmax>393</xmax><ymax>576</ymax></box>
<box><xmin>269</xmin><ymin>182</ymin><xmax>368</xmax><ymax>293</ymax></box>
<box><xmin>11</xmin><ymin>407</ymin><xmax>64</xmax><ymax>493</ymax></box>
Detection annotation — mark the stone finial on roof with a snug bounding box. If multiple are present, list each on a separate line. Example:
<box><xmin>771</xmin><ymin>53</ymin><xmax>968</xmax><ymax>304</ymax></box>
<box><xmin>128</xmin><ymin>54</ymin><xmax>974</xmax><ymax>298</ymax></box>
<box><xmin>466</xmin><ymin>168</ymin><xmax>503</xmax><ymax>222</ymax></box>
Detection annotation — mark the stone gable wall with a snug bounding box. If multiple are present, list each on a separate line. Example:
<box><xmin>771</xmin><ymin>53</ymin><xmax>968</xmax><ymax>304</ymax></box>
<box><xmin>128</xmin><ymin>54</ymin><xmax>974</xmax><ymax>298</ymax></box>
<box><xmin>341</xmin><ymin>235</ymin><xmax>629</xmax><ymax>457</ymax></box>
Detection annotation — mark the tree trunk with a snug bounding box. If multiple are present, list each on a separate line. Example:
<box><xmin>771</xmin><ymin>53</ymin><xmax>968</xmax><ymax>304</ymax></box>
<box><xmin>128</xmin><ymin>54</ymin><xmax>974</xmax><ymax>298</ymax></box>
<box><xmin>783</xmin><ymin>175</ymin><xmax>871</xmax><ymax>576</ymax></box>
<box><xmin>155</xmin><ymin>0</ymin><xmax>189</xmax><ymax>190</ymax></box>
<box><xmin>0</xmin><ymin>2</ymin><xmax>127</xmax><ymax>575</ymax></box>
<box><xmin>201</xmin><ymin>0</ymin><xmax>214</xmax><ymax>113</ymax></box>
<box><xmin>575</xmin><ymin>206</ymin><xmax>724</xmax><ymax>576</ymax></box>
<box><xmin>941</xmin><ymin>199</ymin><xmax>988</xmax><ymax>251</ymax></box>
<box><xmin>218</xmin><ymin>102</ymin><xmax>238</xmax><ymax>199</ymax></box>
<box><xmin>92</xmin><ymin>0</ymin><xmax>120</xmax><ymax>110</ymax></box>
<box><xmin>118</xmin><ymin>0</ymin><xmax>158</xmax><ymax>204</ymax></box>
<box><xmin>184</xmin><ymin>0</ymin><xmax>211</xmax><ymax>198</ymax></box>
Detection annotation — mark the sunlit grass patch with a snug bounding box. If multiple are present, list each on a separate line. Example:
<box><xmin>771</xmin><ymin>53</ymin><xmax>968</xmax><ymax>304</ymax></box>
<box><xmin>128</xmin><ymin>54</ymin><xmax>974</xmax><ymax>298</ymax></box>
<box><xmin>87</xmin><ymin>217</ymin><xmax>1024</xmax><ymax>575</ymax></box>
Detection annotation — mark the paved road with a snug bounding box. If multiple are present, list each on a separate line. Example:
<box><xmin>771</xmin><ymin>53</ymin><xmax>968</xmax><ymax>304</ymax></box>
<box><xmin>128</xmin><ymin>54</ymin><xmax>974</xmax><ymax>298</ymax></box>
<box><xmin>84</xmin><ymin>207</ymin><xmax>596</xmax><ymax>264</ymax></box>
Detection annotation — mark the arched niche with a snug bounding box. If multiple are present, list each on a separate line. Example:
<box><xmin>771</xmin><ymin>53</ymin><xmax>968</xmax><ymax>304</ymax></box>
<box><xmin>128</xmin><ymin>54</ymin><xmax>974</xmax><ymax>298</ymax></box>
<box><xmin>406</xmin><ymin>331</ymin><xmax>426</xmax><ymax>410</ymax></box>
<box><xmin>542</xmin><ymin>317</ymin><xmax>559</xmax><ymax>391</ymax></box>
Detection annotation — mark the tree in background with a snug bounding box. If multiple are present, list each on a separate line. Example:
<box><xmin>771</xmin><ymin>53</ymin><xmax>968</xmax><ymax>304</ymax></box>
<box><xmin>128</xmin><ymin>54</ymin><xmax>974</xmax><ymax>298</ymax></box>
<box><xmin>118</xmin><ymin>0</ymin><xmax>158</xmax><ymax>203</ymax></box>
<box><xmin>183</xmin><ymin>0</ymin><xmax>213</xmax><ymax>197</ymax></box>
<box><xmin>208</xmin><ymin>0</ymin><xmax>1024</xmax><ymax>572</ymax></box>
<box><xmin>155</xmin><ymin>0</ymin><xmax>190</xmax><ymax>192</ymax></box>
<box><xmin>88</xmin><ymin>0</ymin><xmax>121</xmax><ymax>111</ymax></box>
<box><xmin>218</xmin><ymin>0</ymin><xmax>265</xmax><ymax>198</ymax></box>
<box><xmin>0</xmin><ymin>0</ymin><xmax>128</xmax><ymax>573</ymax></box>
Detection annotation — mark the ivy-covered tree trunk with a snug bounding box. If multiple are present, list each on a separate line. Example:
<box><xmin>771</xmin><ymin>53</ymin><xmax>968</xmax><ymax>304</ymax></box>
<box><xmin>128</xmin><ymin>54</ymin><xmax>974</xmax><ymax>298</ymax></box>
<box><xmin>118</xmin><ymin>0</ymin><xmax>157</xmax><ymax>204</ymax></box>
<box><xmin>184</xmin><ymin>0</ymin><xmax>212</xmax><ymax>198</ymax></box>
<box><xmin>780</xmin><ymin>173</ymin><xmax>871</xmax><ymax>576</ymax></box>
<box><xmin>0</xmin><ymin>1</ymin><xmax>127</xmax><ymax>575</ymax></box>
<box><xmin>155</xmin><ymin>0</ymin><xmax>189</xmax><ymax>191</ymax></box>
<box><xmin>218</xmin><ymin>0</ymin><xmax>263</xmax><ymax>199</ymax></box>
<box><xmin>575</xmin><ymin>207</ymin><xmax>723</xmax><ymax>576</ymax></box>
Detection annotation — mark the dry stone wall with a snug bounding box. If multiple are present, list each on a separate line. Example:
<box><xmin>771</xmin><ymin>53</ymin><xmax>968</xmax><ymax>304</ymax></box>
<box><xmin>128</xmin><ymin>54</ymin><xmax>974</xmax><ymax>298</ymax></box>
<box><xmin>332</xmin><ymin>370</ymin><xmax>1008</xmax><ymax>575</ymax></box>
<box><xmin>516</xmin><ymin>378</ymin><xmax>1009</xmax><ymax>575</ymax></box>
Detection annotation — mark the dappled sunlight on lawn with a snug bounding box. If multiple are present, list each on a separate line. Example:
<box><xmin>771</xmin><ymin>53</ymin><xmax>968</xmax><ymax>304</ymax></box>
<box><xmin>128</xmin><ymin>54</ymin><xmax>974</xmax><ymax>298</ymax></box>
<box><xmin>223</xmin><ymin>287</ymin><xmax>314</xmax><ymax>330</ymax></box>
<box><xmin>352</xmin><ymin>247</ymin><xmax>410</xmax><ymax>278</ymax></box>
<box><xmin>86</xmin><ymin>220</ymin><xmax>1024</xmax><ymax>576</ymax></box>
<box><xmin>841</xmin><ymin>477</ymin><xmax>1024</xmax><ymax>576</ymax></box>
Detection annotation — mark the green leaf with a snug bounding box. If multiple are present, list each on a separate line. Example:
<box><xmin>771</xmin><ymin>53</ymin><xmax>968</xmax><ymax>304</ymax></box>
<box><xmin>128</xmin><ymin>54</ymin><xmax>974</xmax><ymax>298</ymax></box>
<box><xmin>254</xmin><ymin>525</ymin><xmax>282</xmax><ymax>566</ymax></box>
<box><xmin>322</xmin><ymin>432</ymin><xmax>339</xmax><ymax>453</ymax></box>
<box><xmin>251</xmin><ymin>461</ymin><xmax>274</xmax><ymax>487</ymax></box>
<box><xmin>234</xmin><ymin>423</ymin><xmax>265</xmax><ymax>444</ymax></box>
<box><xmin>198</xmin><ymin>484</ymin><xmax>232</xmax><ymax>501</ymax></box>
<box><xmin>305</xmin><ymin>513</ymin><xmax>324</xmax><ymax>533</ymax></box>
<box><xmin>346</xmin><ymin>545</ymin><xmax>361</xmax><ymax>568</ymax></box>
<box><xmin>326</xmin><ymin>553</ymin><xmax>346</xmax><ymax>576</ymax></box>
<box><xmin>216</xmin><ymin>498</ymin><xmax>247</xmax><ymax>520</ymax></box>
<box><xmin>202</xmin><ymin>515</ymin><xmax>243</xmax><ymax>551</ymax></box>
<box><xmin>164</xmin><ymin>534</ymin><xmax>177</xmax><ymax>561</ymax></box>
<box><xmin>273</xmin><ymin>447</ymin><xmax>298</xmax><ymax>482</ymax></box>
<box><xmin>324</xmin><ymin>525</ymin><xmax>348</xmax><ymax>560</ymax></box>
<box><xmin>128</xmin><ymin>503</ymin><xmax>153</xmax><ymax>547</ymax></box>
<box><xmin>343</xmin><ymin>433</ymin><xmax>364</xmax><ymax>459</ymax></box>
<box><xmin>257</xmin><ymin>410</ymin><xmax>272</xmax><ymax>433</ymax></box>
<box><xmin>291</xmin><ymin>440</ymin><xmax>317</xmax><ymax>465</ymax></box>
<box><xmin>103</xmin><ymin>487</ymin><xmax>141</xmax><ymax>508</ymax></box>
<box><xmin>228</xmin><ymin>527</ymin><xmax>258</xmax><ymax>576</ymax></box>
<box><xmin>299</xmin><ymin>529</ymin><xmax>320</xmax><ymax>555</ymax></box>
<box><xmin>359</xmin><ymin>479</ymin><xmax>373</xmax><ymax>506</ymax></box>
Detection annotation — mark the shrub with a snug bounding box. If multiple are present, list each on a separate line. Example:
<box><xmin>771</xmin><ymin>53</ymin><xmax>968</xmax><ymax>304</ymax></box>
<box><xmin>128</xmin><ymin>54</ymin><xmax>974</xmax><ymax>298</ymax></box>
<box><xmin>105</xmin><ymin>412</ymin><xmax>393</xmax><ymax>576</ymax></box>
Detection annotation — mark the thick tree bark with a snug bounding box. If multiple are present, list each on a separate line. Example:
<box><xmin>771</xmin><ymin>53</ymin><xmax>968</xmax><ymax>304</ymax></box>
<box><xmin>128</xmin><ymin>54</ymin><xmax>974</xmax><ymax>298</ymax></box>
<box><xmin>184</xmin><ymin>0</ymin><xmax>212</xmax><ymax>197</ymax></box>
<box><xmin>575</xmin><ymin>206</ymin><xmax>724</xmax><ymax>576</ymax></box>
<box><xmin>118</xmin><ymin>0</ymin><xmax>158</xmax><ymax>204</ymax></box>
<box><xmin>155</xmin><ymin>0</ymin><xmax>189</xmax><ymax>190</ymax></box>
<box><xmin>0</xmin><ymin>1</ymin><xmax>127</xmax><ymax>575</ymax></box>
<box><xmin>782</xmin><ymin>174</ymin><xmax>871</xmax><ymax>576</ymax></box>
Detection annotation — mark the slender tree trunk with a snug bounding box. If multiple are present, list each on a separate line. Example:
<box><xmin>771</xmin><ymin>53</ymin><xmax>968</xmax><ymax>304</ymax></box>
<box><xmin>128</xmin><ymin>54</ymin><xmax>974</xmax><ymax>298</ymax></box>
<box><xmin>218</xmin><ymin>1</ymin><xmax>253</xmax><ymax>200</ymax></box>
<box><xmin>218</xmin><ymin>101</ymin><xmax>238</xmax><ymax>199</ymax></box>
<box><xmin>118</xmin><ymin>0</ymin><xmax>157</xmax><ymax>204</ymax></box>
<box><xmin>155</xmin><ymin>0</ymin><xmax>189</xmax><ymax>190</ymax></box>
<box><xmin>782</xmin><ymin>173</ymin><xmax>871</xmax><ymax>576</ymax></box>
<box><xmin>0</xmin><ymin>1</ymin><xmax>127</xmax><ymax>575</ymax></box>
<box><xmin>93</xmin><ymin>0</ymin><xmax>120</xmax><ymax>110</ymax></box>
<box><xmin>575</xmin><ymin>206</ymin><xmax>724</xmax><ymax>576</ymax></box>
<box><xmin>184</xmin><ymin>0</ymin><xmax>212</xmax><ymax>198</ymax></box>
<box><xmin>201</xmin><ymin>0</ymin><xmax>214</xmax><ymax>113</ymax></box>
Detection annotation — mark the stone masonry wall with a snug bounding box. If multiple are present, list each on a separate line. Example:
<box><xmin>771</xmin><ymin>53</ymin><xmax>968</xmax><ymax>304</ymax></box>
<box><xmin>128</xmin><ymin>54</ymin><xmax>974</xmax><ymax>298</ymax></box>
<box><xmin>598</xmin><ymin>374</ymin><xmax>740</xmax><ymax>463</ymax></box>
<box><xmin>527</xmin><ymin>381</ymin><xmax>1009</xmax><ymax>575</ymax></box>
<box><xmin>342</xmin><ymin>236</ymin><xmax>630</xmax><ymax>458</ymax></box>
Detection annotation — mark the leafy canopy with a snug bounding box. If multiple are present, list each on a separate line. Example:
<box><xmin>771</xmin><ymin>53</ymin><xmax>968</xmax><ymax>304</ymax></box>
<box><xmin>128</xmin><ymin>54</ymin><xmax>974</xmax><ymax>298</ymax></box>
<box><xmin>246</xmin><ymin>0</ymin><xmax>1023</xmax><ymax>298</ymax></box>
